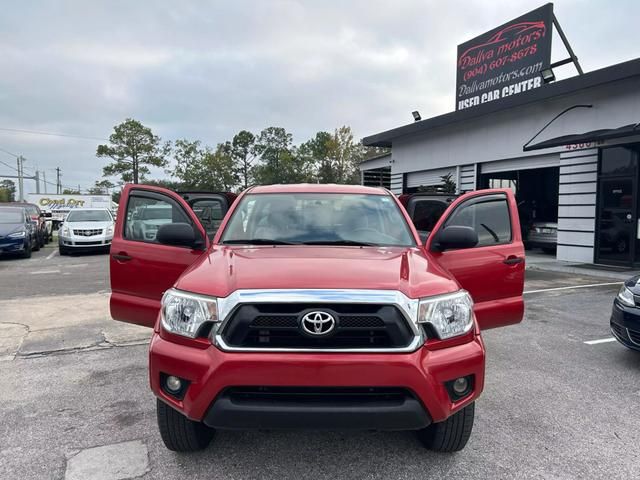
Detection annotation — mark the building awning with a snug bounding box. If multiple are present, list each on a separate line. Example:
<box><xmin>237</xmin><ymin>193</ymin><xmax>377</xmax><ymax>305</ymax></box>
<box><xmin>523</xmin><ymin>123</ymin><xmax>640</xmax><ymax>151</ymax></box>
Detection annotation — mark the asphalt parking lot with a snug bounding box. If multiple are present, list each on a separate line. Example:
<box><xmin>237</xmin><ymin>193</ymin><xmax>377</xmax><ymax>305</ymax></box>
<box><xmin>1</xmin><ymin>251</ymin><xmax>639</xmax><ymax>480</ymax></box>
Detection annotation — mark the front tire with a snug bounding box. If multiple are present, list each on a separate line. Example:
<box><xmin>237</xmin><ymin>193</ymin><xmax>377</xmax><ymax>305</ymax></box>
<box><xmin>21</xmin><ymin>241</ymin><xmax>32</xmax><ymax>259</ymax></box>
<box><xmin>417</xmin><ymin>402</ymin><xmax>475</xmax><ymax>452</ymax></box>
<box><xmin>157</xmin><ymin>399</ymin><xmax>215</xmax><ymax>452</ymax></box>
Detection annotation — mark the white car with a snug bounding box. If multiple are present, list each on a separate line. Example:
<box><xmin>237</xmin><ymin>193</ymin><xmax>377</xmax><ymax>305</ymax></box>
<box><xmin>58</xmin><ymin>208</ymin><xmax>115</xmax><ymax>255</ymax></box>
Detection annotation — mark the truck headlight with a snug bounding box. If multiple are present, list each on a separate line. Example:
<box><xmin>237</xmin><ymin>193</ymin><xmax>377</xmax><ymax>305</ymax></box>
<box><xmin>62</xmin><ymin>226</ymin><xmax>70</xmax><ymax>236</ymax></box>
<box><xmin>161</xmin><ymin>289</ymin><xmax>219</xmax><ymax>338</ymax></box>
<box><xmin>106</xmin><ymin>225</ymin><xmax>114</xmax><ymax>236</ymax></box>
<box><xmin>617</xmin><ymin>285</ymin><xmax>635</xmax><ymax>307</ymax></box>
<box><xmin>418</xmin><ymin>290</ymin><xmax>474</xmax><ymax>339</ymax></box>
<box><xmin>8</xmin><ymin>231</ymin><xmax>26</xmax><ymax>239</ymax></box>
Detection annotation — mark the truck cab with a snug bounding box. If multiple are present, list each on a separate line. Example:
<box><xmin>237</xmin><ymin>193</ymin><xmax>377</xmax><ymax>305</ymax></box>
<box><xmin>109</xmin><ymin>183</ymin><xmax>524</xmax><ymax>453</ymax></box>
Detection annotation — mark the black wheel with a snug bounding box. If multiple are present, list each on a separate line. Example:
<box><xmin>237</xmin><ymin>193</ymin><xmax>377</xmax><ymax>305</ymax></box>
<box><xmin>417</xmin><ymin>402</ymin><xmax>475</xmax><ymax>452</ymax></box>
<box><xmin>32</xmin><ymin>236</ymin><xmax>40</xmax><ymax>251</ymax></box>
<box><xmin>156</xmin><ymin>399</ymin><xmax>214</xmax><ymax>452</ymax></box>
<box><xmin>21</xmin><ymin>241</ymin><xmax>32</xmax><ymax>259</ymax></box>
<box><xmin>542</xmin><ymin>247</ymin><xmax>556</xmax><ymax>254</ymax></box>
<box><xmin>59</xmin><ymin>246</ymin><xmax>68</xmax><ymax>256</ymax></box>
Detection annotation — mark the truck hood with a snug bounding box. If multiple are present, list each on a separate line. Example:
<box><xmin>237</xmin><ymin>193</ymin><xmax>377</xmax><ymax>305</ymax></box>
<box><xmin>176</xmin><ymin>245</ymin><xmax>459</xmax><ymax>299</ymax></box>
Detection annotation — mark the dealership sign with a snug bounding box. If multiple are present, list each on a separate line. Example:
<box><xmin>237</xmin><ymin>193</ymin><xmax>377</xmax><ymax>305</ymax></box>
<box><xmin>456</xmin><ymin>4</ymin><xmax>553</xmax><ymax>110</ymax></box>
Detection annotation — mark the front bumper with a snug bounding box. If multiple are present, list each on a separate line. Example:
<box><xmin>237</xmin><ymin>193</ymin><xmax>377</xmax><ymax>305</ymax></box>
<box><xmin>59</xmin><ymin>235</ymin><xmax>112</xmax><ymax>248</ymax></box>
<box><xmin>527</xmin><ymin>232</ymin><xmax>557</xmax><ymax>248</ymax></box>
<box><xmin>149</xmin><ymin>332</ymin><xmax>485</xmax><ymax>428</ymax></box>
<box><xmin>0</xmin><ymin>238</ymin><xmax>27</xmax><ymax>253</ymax></box>
<box><xmin>610</xmin><ymin>299</ymin><xmax>640</xmax><ymax>351</ymax></box>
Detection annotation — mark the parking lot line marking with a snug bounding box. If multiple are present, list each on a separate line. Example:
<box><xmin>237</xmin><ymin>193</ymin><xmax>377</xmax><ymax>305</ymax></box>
<box><xmin>29</xmin><ymin>269</ymin><xmax>61</xmax><ymax>275</ymax></box>
<box><xmin>584</xmin><ymin>337</ymin><xmax>617</xmax><ymax>345</ymax></box>
<box><xmin>524</xmin><ymin>282</ymin><xmax>621</xmax><ymax>294</ymax></box>
<box><xmin>46</xmin><ymin>249</ymin><xmax>58</xmax><ymax>260</ymax></box>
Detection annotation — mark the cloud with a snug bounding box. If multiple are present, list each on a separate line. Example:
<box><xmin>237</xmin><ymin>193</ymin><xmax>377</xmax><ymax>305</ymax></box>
<box><xmin>0</xmin><ymin>0</ymin><xmax>636</xmax><ymax>192</ymax></box>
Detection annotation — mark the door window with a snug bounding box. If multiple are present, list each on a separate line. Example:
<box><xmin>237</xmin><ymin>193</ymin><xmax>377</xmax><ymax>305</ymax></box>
<box><xmin>124</xmin><ymin>195</ymin><xmax>190</xmax><ymax>243</ymax></box>
<box><xmin>190</xmin><ymin>199</ymin><xmax>225</xmax><ymax>239</ymax></box>
<box><xmin>444</xmin><ymin>195</ymin><xmax>512</xmax><ymax>247</ymax></box>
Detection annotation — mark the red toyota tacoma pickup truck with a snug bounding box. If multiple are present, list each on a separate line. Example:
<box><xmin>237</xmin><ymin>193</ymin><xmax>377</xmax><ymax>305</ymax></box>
<box><xmin>110</xmin><ymin>183</ymin><xmax>524</xmax><ymax>453</ymax></box>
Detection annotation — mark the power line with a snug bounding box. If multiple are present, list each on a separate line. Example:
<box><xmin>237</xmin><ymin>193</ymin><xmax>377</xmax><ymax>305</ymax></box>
<box><xmin>0</xmin><ymin>127</ymin><xmax>108</xmax><ymax>142</ymax></box>
<box><xmin>0</xmin><ymin>158</ymin><xmax>19</xmax><ymax>172</ymax></box>
<box><xmin>0</xmin><ymin>146</ymin><xmax>19</xmax><ymax>158</ymax></box>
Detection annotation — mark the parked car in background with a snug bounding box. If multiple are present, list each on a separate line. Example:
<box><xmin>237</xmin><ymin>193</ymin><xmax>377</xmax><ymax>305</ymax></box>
<box><xmin>7</xmin><ymin>202</ymin><xmax>46</xmax><ymax>249</ymax></box>
<box><xmin>0</xmin><ymin>206</ymin><xmax>36</xmax><ymax>258</ymax></box>
<box><xmin>58</xmin><ymin>208</ymin><xmax>115</xmax><ymax>255</ymax></box>
<box><xmin>610</xmin><ymin>276</ymin><xmax>640</xmax><ymax>352</ymax></box>
<box><xmin>526</xmin><ymin>221</ymin><xmax>558</xmax><ymax>254</ymax></box>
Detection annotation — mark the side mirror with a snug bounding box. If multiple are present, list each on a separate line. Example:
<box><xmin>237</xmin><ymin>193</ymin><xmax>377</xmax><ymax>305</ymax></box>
<box><xmin>43</xmin><ymin>212</ymin><xmax>53</xmax><ymax>218</ymax></box>
<box><xmin>432</xmin><ymin>226</ymin><xmax>478</xmax><ymax>252</ymax></box>
<box><xmin>156</xmin><ymin>223</ymin><xmax>202</xmax><ymax>248</ymax></box>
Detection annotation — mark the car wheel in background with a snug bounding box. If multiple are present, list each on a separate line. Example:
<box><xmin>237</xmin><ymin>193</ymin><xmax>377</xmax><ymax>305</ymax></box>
<box><xmin>417</xmin><ymin>402</ymin><xmax>475</xmax><ymax>452</ymax></box>
<box><xmin>156</xmin><ymin>399</ymin><xmax>215</xmax><ymax>452</ymax></box>
<box><xmin>59</xmin><ymin>246</ymin><xmax>68</xmax><ymax>256</ymax></box>
<box><xmin>32</xmin><ymin>235</ymin><xmax>41</xmax><ymax>251</ymax></box>
<box><xmin>542</xmin><ymin>247</ymin><xmax>556</xmax><ymax>254</ymax></box>
<box><xmin>21</xmin><ymin>241</ymin><xmax>32</xmax><ymax>259</ymax></box>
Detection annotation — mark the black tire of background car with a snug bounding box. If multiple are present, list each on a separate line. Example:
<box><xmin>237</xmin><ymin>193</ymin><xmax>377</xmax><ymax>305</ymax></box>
<box><xmin>21</xmin><ymin>241</ymin><xmax>32</xmax><ymax>259</ymax></box>
<box><xmin>542</xmin><ymin>247</ymin><xmax>557</xmax><ymax>254</ymax></box>
<box><xmin>32</xmin><ymin>235</ymin><xmax>40</xmax><ymax>252</ymax></box>
<box><xmin>156</xmin><ymin>399</ymin><xmax>215</xmax><ymax>452</ymax></box>
<box><xmin>59</xmin><ymin>246</ymin><xmax>68</xmax><ymax>256</ymax></box>
<box><xmin>417</xmin><ymin>401</ymin><xmax>475</xmax><ymax>452</ymax></box>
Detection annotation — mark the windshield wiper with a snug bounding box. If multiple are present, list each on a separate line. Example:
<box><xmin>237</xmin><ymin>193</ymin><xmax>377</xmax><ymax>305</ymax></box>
<box><xmin>301</xmin><ymin>240</ymin><xmax>376</xmax><ymax>246</ymax></box>
<box><xmin>222</xmin><ymin>238</ymin><xmax>298</xmax><ymax>245</ymax></box>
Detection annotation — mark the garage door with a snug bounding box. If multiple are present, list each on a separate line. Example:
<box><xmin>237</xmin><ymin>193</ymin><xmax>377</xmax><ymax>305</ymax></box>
<box><xmin>480</xmin><ymin>153</ymin><xmax>559</xmax><ymax>174</ymax></box>
<box><xmin>406</xmin><ymin>167</ymin><xmax>456</xmax><ymax>188</ymax></box>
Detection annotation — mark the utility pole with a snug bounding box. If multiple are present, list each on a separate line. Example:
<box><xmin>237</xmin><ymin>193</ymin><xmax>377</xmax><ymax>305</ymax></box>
<box><xmin>55</xmin><ymin>167</ymin><xmax>61</xmax><ymax>194</ymax></box>
<box><xmin>42</xmin><ymin>171</ymin><xmax>47</xmax><ymax>193</ymax></box>
<box><xmin>17</xmin><ymin>156</ymin><xmax>25</xmax><ymax>202</ymax></box>
<box><xmin>35</xmin><ymin>170</ymin><xmax>40</xmax><ymax>194</ymax></box>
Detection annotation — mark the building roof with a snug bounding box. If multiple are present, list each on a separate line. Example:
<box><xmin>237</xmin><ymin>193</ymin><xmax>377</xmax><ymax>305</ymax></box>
<box><xmin>249</xmin><ymin>184</ymin><xmax>387</xmax><ymax>195</ymax></box>
<box><xmin>524</xmin><ymin>123</ymin><xmax>640</xmax><ymax>151</ymax></box>
<box><xmin>363</xmin><ymin>57</ymin><xmax>640</xmax><ymax>148</ymax></box>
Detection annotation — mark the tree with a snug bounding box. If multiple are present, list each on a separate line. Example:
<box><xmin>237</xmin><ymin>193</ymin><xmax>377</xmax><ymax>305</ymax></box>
<box><xmin>172</xmin><ymin>139</ymin><xmax>238</xmax><ymax>191</ymax></box>
<box><xmin>87</xmin><ymin>179</ymin><xmax>115</xmax><ymax>195</ymax></box>
<box><xmin>0</xmin><ymin>179</ymin><xmax>16</xmax><ymax>202</ymax></box>
<box><xmin>62</xmin><ymin>188</ymin><xmax>81</xmax><ymax>194</ymax></box>
<box><xmin>228</xmin><ymin>130</ymin><xmax>257</xmax><ymax>189</ymax></box>
<box><xmin>323</xmin><ymin>126</ymin><xmax>364</xmax><ymax>184</ymax></box>
<box><xmin>252</xmin><ymin>127</ymin><xmax>296</xmax><ymax>184</ymax></box>
<box><xmin>97</xmin><ymin>118</ymin><xmax>171</xmax><ymax>184</ymax></box>
<box><xmin>299</xmin><ymin>131</ymin><xmax>332</xmax><ymax>182</ymax></box>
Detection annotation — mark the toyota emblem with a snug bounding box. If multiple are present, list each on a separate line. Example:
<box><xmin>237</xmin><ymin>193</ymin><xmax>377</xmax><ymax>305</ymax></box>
<box><xmin>300</xmin><ymin>311</ymin><xmax>336</xmax><ymax>336</ymax></box>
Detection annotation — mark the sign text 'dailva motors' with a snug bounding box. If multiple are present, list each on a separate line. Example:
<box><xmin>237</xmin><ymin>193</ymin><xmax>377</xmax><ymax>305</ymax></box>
<box><xmin>456</xmin><ymin>3</ymin><xmax>553</xmax><ymax>110</ymax></box>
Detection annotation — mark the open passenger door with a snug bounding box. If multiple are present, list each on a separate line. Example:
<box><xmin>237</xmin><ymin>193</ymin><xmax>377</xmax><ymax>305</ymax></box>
<box><xmin>110</xmin><ymin>185</ymin><xmax>232</xmax><ymax>328</ymax></box>
<box><xmin>425</xmin><ymin>189</ymin><xmax>525</xmax><ymax>330</ymax></box>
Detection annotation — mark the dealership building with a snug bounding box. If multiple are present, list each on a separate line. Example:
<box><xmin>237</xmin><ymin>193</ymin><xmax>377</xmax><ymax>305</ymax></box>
<box><xmin>361</xmin><ymin>56</ymin><xmax>640</xmax><ymax>268</ymax></box>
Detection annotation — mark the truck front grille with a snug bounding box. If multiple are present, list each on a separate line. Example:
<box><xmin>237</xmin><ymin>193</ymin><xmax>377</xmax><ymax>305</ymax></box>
<box><xmin>221</xmin><ymin>303</ymin><xmax>414</xmax><ymax>349</ymax></box>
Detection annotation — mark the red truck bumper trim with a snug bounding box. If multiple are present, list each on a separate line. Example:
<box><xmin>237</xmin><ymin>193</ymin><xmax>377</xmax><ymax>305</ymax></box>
<box><xmin>149</xmin><ymin>333</ymin><xmax>485</xmax><ymax>425</ymax></box>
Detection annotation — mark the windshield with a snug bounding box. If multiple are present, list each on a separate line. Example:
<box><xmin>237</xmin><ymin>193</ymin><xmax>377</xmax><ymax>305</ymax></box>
<box><xmin>66</xmin><ymin>210</ymin><xmax>112</xmax><ymax>222</ymax></box>
<box><xmin>221</xmin><ymin>193</ymin><xmax>415</xmax><ymax>247</ymax></box>
<box><xmin>0</xmin><ymin>209</ymin><xmax>24</xmax><ymax>224</ymax></box>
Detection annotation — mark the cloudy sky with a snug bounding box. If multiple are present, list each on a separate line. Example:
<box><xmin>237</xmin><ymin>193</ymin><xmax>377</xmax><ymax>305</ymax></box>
<box><xmin>0</xmin><ymin>0</ymin><xmax>637</xmax><ymax>194</ymax></box>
